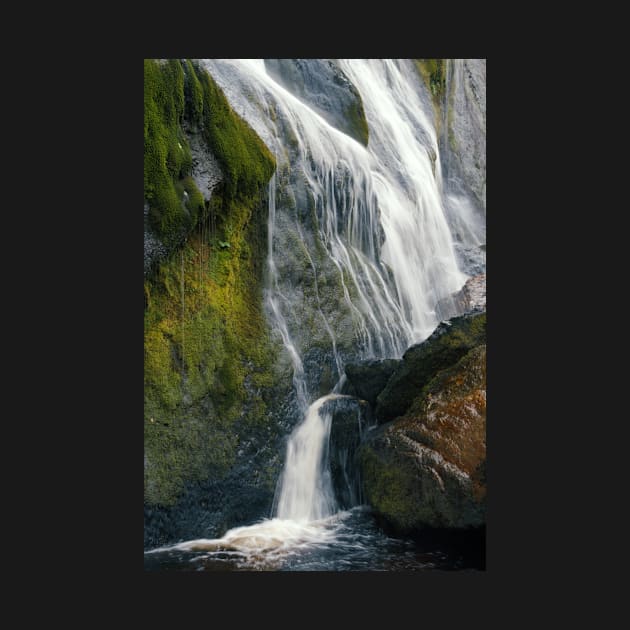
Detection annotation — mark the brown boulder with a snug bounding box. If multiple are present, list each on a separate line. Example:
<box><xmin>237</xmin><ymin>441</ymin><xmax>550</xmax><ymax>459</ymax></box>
<box><xmin>359</xmin><ymin>344</ymin><xmax>486</xmax><ymax>533</ymax></box>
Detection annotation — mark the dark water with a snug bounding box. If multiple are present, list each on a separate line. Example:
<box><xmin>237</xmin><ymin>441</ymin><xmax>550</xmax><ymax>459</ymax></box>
<box><xmin>144</xmin><ymin>507</ymin><xmax>484</xmax><ymax>572</ymax></box>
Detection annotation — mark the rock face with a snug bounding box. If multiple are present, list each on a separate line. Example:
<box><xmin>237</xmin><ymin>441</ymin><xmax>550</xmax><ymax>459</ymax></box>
<box><xmin>375</xmin><ymin>312</ymin><xmax>486</xmax><ymax>424</ymax></box>
<box><xmin>344</xmin><ymin>359</ymin><xmax>400</xmax><ymax>406</ymax></box>
<box><xmin>437</xmin><ymin>59</ymin><xmax>486</xmax><ymax>278</ymax></box>
<box><xmin>446</xmin><ymin>59</ymin><xmax>486</xmax><ymax>214</ymax></box>
<box><xmin>359</xmin><ymin>343</ymin><xmax>486</xmax><ymax>534</ymax></box>
<box><xmin>187</xmin><ymin>129</ymin><xmax>223</xmax><ymax>202</ymax></box>
<box><xmin>264</xmin><ymin>59</ymin><xmax>369</xmax><ymax>146</ymax></box>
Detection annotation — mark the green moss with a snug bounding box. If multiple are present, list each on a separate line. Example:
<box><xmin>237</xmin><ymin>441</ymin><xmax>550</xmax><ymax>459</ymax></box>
<box><xmin>182</xmin><ymin>176</ymin><xmax>204</xmax><ymax>223</ymax></box>
<box><xmin>145</xmin><ymin>58</ymin><xmax>275</xmax><ymax>253</ymax></box>
<box><xmin>144</xmin><ymin>326</ymin><xmax>181</xmax><ymax>410</ymax></box>
<box><xmin>144</xmin><ymin>59</ymin><xmax>194</xmax><ymax>248</ymax></box>
<box><xmin>359</xmin><ymin>444</ymin><xmax>424</xmax><ymax>532</ymax></box>
<box><xmin>144</xmin><ymin>60</ymin><xmax>279</xmax><ymax>507</ymax></box>
<box><xmin>415</xmin><ymin>59</ymin><xmax>446</xmax><ymax>101</ymax></box>
<box><xmin>414</xmin><ymin>59</ymin><xmax>447</xmax><ymax>131</ymax></box>
<box><xmin>144</xmin><ymin>203</ymin><xmax>280</xmax><ymax>505</ymax></box>
<box><xmin>184</xmin><ymin>59</ymin><xmax>204</xmax><ymax>125</ymax></box>
<box><xmin>344</xmin><ymin>100</ymin><xmax>369</xmax><ymax>147</ymax></box>
<box><xmin>187</xmin><ymin>61</ymin><xmax>275</xmax><ymax>201</ymax></box>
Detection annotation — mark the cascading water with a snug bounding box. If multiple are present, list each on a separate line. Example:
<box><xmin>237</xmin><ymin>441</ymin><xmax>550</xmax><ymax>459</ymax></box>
<box><xmin>201</xmin><ymin>59</ymin><xmax>468</xmax><ymax>358</ymax></box>
<box><xmin>275</xmin><ymin>394</ymin><xmax>344</xmax><ymax>522</ymax></box>
<box><xmin>145</xmin><ymin>59</ymin><xmax>485</xmax><ymax>570</ymax></box>
<box><xmin>265</xmin><ymin>170</ymin><xmax>309</xmax><ymax>413</ymax></box>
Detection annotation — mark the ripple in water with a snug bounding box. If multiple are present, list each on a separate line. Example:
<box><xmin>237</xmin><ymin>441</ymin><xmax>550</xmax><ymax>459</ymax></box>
<box><xmin>144</xmin><ymin>507</ymin><xmax>484</xmax><ymax>571</ymax></box>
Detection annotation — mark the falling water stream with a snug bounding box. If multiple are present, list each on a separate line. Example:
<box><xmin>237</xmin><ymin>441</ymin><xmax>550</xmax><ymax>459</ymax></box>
<box><xmin>145</xmin><ymin>59</ymin><xmax>485</xmax><ymax>570</ymax></box>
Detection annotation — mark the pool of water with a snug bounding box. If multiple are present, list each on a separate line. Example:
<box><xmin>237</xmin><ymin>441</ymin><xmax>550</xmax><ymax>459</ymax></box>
<box><xmin>144</xmin><ymin>506</ymin><xmax>484</xmax><ymax>571</ymax></box>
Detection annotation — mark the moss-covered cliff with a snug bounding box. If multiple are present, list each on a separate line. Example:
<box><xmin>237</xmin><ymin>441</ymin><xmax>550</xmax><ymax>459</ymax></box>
<box><xmin>144</xmin><ymin>59</ymin><xmax>280</xmax><ymax>511</ymax></box>
<box><xmin>414</xmin><ymin>59</ymin><xmax>446</xmax><ymax>106</ymax></box>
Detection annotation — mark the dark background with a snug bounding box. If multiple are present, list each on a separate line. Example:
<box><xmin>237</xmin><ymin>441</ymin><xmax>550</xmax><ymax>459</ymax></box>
<box><xmin>18</xmin><ymin>22</ymin><xmax>599</xmax><ymax>625</ymax></box>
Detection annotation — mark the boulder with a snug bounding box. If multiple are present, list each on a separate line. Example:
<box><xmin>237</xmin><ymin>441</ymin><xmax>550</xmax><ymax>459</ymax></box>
<box><xmin>359</xmin><ymin>345</ymin><xmax>486</xmax><ymax>534</ymax></box>
<box><xmin>344</xmin><ymin>359</ymin><xmax>400</xmax><ymax>406</ymax></box>
<box><xmin>375</xmin><ymin>311</ymin><xmax>486</xmax><ymax>424</ymax></box>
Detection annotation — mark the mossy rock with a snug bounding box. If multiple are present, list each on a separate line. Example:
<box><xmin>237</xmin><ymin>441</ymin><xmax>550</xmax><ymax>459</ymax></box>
<box><xmin>414</xmin><ymin>59</ymin><xmax>446</xmax><ymax>104</ymax></box>
<box><xmin>359</xmin><ymin>344</ymin><xmax>486</xmax><ymax>533</ymax></box>
<box><xmin>375</xmin><ymin>311</ymin><xmax>486</xmax><ymax>424</ymax></box>
<box><xmin>144</xmin><ymin>58</ymin><xmax>275</xmax><ymax>253</ymax></box>
<box><xmin>344</xmin><ymin>359</ymin><xmax>400</xmax><ymax>406</ymax></box>
<box><xmin>144</xmin><ymin>59</ymin><xmax>198</xmax><ymax>249</ymax></box>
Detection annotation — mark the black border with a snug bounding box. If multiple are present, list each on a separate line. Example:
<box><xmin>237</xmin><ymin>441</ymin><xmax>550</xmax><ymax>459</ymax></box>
<box><xmin>65</xmin><ymin>42</ymin><xmax>573</xmax><ymax>619</ymax></box>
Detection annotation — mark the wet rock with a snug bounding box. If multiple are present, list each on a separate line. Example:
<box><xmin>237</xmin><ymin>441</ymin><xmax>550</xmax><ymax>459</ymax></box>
<box><xmin>264</xmin><ymin>59</ymin><xmax>369</xmax><ymax>146</ymax></box>
<box><xmin>359</xmin><ymin>345</ymin><xmax>486</xmax><ymax>534</ymax></box>
<box><xmin>376</xmin><ymin>311</ymin><xmax>486</xmax><ymax>424</ymax></box>
<box><xmin>344</xmin><ymin>359</ymin><xmax>400</xmax><ymax>406</ymax></box>
<box><xmin>187</xmin><ymin>129</ymin><xmax>223</xmax><ymax>202</ymax></box>
<box><xmin>443</xmin><ymin>59</ymin><xmax>486</xmax><ymax>213</ymax></box>
<box><xmin>144</xmin><ymin>477</ymin><xmax>275</xmax><ymax>549</ymax></box>
<box><xmin>435</xmin><ymin>273</ymin><xmax>486</xmax><ymax>321</ymax></box>
<box><xmin>144</xmin><ymin>202</ymin><xmax>168</xmax><ymax>275</ymax></box>
<box><xmin>323</xmin><ymin>396</ymin><xmax>371</xmax><ymax>509</ymax></box>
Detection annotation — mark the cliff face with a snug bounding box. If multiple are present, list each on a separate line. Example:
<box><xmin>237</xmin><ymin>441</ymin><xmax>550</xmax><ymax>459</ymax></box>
<box><xmin>414</xmin><ymin>59</ymin><xmax>486</xmax><ymax>279</ymax></box>
<box><xmin>444</xmin><ymin>59</ymin><xmax>486</xmax><ymax>215</ymax></box>
<box><xmin>144</xmin><ymin>60</ymin><xmax>289</xmax><ymax>546</ymax></box>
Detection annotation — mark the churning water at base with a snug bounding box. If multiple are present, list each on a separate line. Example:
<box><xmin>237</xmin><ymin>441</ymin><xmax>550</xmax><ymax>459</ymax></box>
<box><xmin>144</xmin><ymin>506</ymin><xmax>484</xmax><ymax>571</ymax></box>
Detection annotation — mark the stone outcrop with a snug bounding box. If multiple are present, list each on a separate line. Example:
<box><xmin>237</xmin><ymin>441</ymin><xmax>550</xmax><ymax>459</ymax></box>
<box><xmin>343</xmin><ymin>359</ymin><xmax>400</xmax><ymax>406</ymax></box>
<box><xmin>375</xmin><ymin>312</ymin><xmax>486</xmax><ymax>424</ymax></box>
<box><xmin>359</xmin><ymin>343</ymin><xmax>486</xmax><ymax>533</ymax></box>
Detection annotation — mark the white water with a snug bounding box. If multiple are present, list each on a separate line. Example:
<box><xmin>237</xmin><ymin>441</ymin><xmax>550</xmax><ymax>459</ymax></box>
<box><xmin>265</xmin><ymin>170</ymin><xmax>309</xmax><ymax>413</ymax></box>
<box><xmin>147</xmin><ymin>60</ymin><xmax>483</xmax><ymax>563</ymax></box>
<box><xmin>200</xmin><ymin>58</ymin><xmax>468</xmax><ymax>357</ymax></box>
<box><xmin>275</xmin><ymin>393</ymin><xmax>348</xmax><ymax>521</ymax></box>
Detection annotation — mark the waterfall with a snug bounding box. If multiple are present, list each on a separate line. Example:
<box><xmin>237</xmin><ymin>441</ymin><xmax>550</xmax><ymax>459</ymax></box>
<box><xmin>186</xmin><ymin>59</ymin><xmax>480</xmax><ymax>540</ymax></box>
<box><xmin>275</xmin><ymin>394</ymin><xmax>343</xmax><ymax>521</ymax></box>
<box><xmin>200</xmin><ymin>59</ymin><xmax>468</xmax><ymax>358</ymax></box>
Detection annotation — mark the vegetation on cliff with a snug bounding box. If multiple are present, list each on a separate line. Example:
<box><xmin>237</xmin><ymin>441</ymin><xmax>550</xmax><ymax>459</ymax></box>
<box><xmin>414</xmin><ymin>59</ymin><xmax>449</xmax><ymax>135</ymax></box>
<box><xmin>414</xmin><ymin>59</ymin><xmax>446</xmax><ymax>104</ymax></box>
<box><xmin>144</xmin><ymin>59</ymin><xmax>278</xmax><ymax>507</ymax></box>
